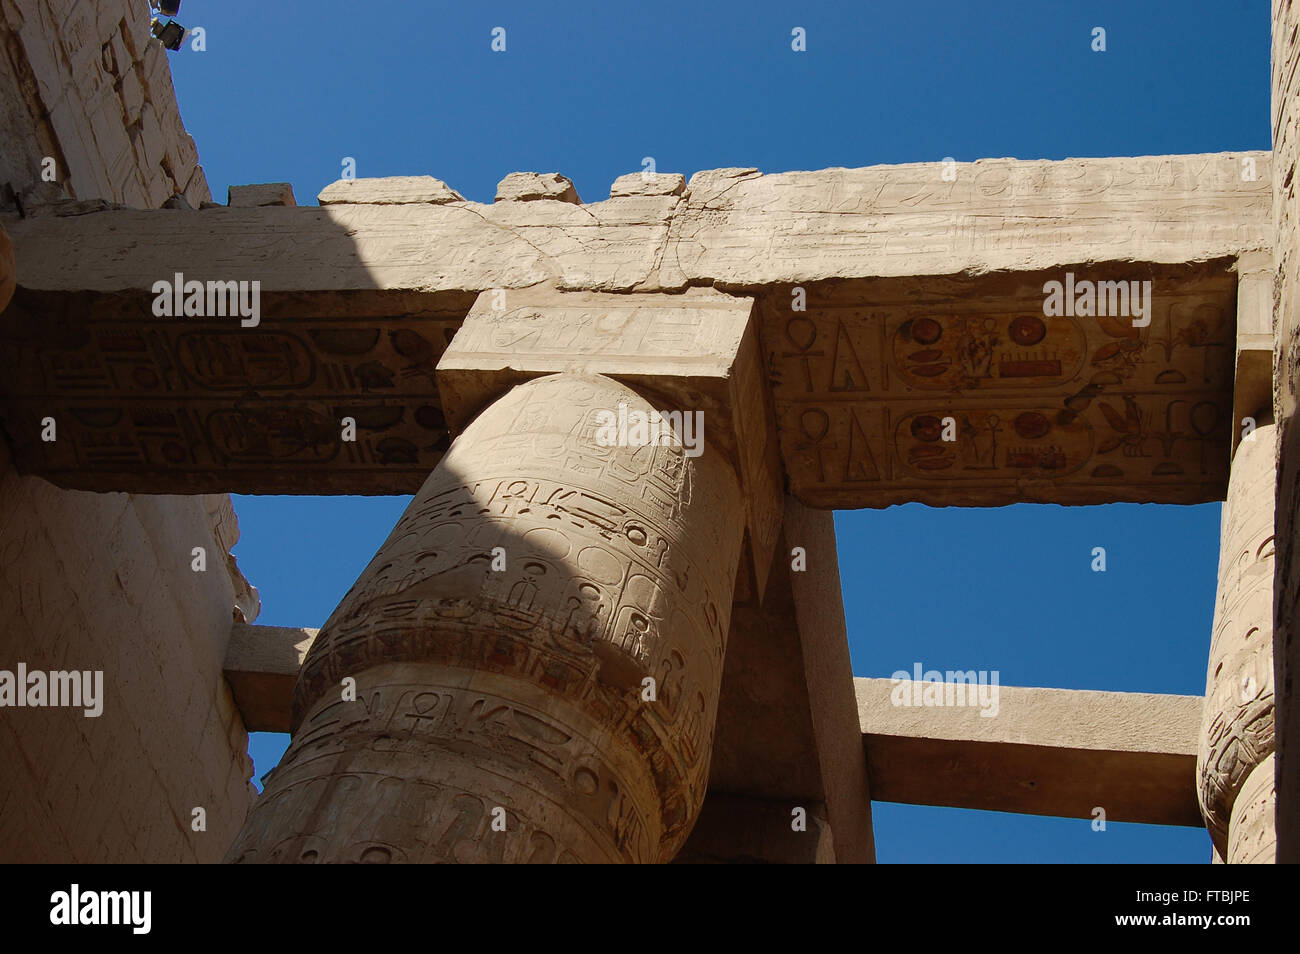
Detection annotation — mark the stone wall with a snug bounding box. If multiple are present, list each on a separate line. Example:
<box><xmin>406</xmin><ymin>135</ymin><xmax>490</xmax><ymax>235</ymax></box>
<box><xmin>1273</xmin><ymin>0</ymin><xmax>1300</xmax><ymax>863</ymax></box>
<box><xmin>0</xmin><ymin>0</ymin><xmax>254</xmax><ymax>860</ymax></box>
<box><xmin>0</xmin><ymin>0</ymin><xmax>208</xmax><ymax>209</ymax></box>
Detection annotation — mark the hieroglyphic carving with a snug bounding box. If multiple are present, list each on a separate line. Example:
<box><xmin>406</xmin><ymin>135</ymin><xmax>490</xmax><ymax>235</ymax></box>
<box><xmin>1197</xmin><ymin>423</ymin><xmax>1276</xmax><ymax>854</ymax></box>
<box><xmin>0</xmin><ymin>288</ymin><xmax>471</xmax><ymax>492</ymax></box>
<box><xmin>226</xmin><ymin>373</ymin><xmax>745</xmax><ymax>863</ymax></box>
<box><xmin>227</xmin><ymin>669</ymin><xmax>650</xmax><ymax>863</ymax></box>
<box><xmin>762</xmin><ymin>267</ymin><xmax>1238</xmax><ymax>507</ymax></box>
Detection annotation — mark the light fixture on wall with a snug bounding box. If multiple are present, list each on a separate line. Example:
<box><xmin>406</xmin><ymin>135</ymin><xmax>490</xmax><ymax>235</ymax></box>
<box><xmin>150</xmin><ymin>19</ymin><xmax>186</xmax><ymax>51</ymax></box>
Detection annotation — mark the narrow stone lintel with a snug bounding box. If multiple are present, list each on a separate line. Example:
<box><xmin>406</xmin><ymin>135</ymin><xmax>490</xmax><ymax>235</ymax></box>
<box><xmin>1232</xmin><ymin>250</ymin><xmax>1275</xmax><ymax>454</ymax></box>
<box><xmin>436</xmin><ymin>285</ymin><xmax>783</xmax><ymax>598</ymax></box>
<box><xmin>857</xmin><ymin>678</ymin><xmax>1203</xmax><ymax>826</ymax></box>
<box><xmin>785</xmin><ymin>500</ymin><xmax>876</xmax><ymax>862</ymax></box>
<box><xmin>705</xmin><ymin>497</ymin><xmax>874</xmax><ymax>863</ymax></box>
<box><xmin>223</xmin><ymin>623</ymin><xmax>318</xmax><ymax>733</ymax></box>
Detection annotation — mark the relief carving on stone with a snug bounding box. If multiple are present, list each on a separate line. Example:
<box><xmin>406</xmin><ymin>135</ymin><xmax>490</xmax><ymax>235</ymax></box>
<box><xmin>227</xmin><ymin>373</ymin><xmax>745</xmax><ymax>863</ymax></box>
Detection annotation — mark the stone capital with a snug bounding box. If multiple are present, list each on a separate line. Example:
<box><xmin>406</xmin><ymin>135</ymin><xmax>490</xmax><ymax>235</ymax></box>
<box><xmin>437</xmin><ymin>285</ymin><xmax>783</xmax><ymax>598</ymax></box>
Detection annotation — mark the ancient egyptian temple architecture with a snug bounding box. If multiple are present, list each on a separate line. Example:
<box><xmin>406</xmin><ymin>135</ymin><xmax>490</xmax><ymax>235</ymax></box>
<box><xmin>0</xmin><ymin>0</ymin><xmax>1297</xmax><ymax>864</ymax></box>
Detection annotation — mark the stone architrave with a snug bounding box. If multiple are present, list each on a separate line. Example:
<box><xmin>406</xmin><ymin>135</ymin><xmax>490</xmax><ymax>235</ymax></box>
<box><xmin>224</xmin><ymin>372</ymin><xmax>746</xmax><ymax>863</ymax></box>
<box><xmin>1197</xmin><ymin>422</ymin><xmax>1276</xmax><ymax>856</ymax></box>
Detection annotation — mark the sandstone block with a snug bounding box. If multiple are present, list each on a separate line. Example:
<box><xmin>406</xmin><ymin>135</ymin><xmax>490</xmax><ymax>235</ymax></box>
<box><xmin>227</xmin><ymin>182</ymin><xmax>297</xmax><ymax>208</ymax></box>
<box><xmin>610</xmin><ymin>172</ymin><xmax>686</xmax><ymax>197</ymax></box>
<box><xmin>495</xmin><ymin>171</ymin><xmax>581</xmax><ymax>203</ymax></box>
<box><xmin>318</xmin><ymin>175</ymin><xmax>464</xmax><ymax>205</ymax></box>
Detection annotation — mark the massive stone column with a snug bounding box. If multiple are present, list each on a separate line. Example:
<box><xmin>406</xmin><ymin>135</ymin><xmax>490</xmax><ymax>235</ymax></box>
<box><xmin>1197</xmin><ymin>422</ymin><xmax>1276</xmax><ymax>862</ymax></box>
<box><xmin>226</xmin><ymin>372</ymin><xmax>745</xmax><ymax>863</ymax></box>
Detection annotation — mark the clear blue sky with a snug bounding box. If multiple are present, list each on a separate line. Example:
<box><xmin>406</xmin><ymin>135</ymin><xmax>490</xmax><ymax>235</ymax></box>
<box><xmin>168</xmin><ymin>0</ymin><xmax>1272</xmax><ymax>863</ymax></box>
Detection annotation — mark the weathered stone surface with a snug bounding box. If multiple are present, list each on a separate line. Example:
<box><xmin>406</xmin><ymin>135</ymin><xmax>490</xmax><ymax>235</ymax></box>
<box><xmin>0</xmin><ymin>440</ymin><xmax>256</xmax><ymax>862</ymax></box>
<box><xmin>0</xmin><ymin>0</ymin><xmax>208</xmax><ymax>211</ymax></box>
<box><xmin>223</xmin><ymin>624</ymin><xmax>317</xmax><ymax>733</ymax></box>
<box><xmin>1198</xmin><ymin>422</ymin><xmax>1276</xmax><ymax>852</ymax></box>
<box><xmin>1227</xmin><ymin>753</ymin><xmax>1276</xmax><ymax>863</ymax></box>
<box><xmin>318</xmin><ymin>175</ymin><xmax>463</xmax><ymax>206</ymax></box>
<box><xmin>227</xmin><ymin>182</ymin><xmax>296</xmax><ymax>208</ymax></box>
<box><xmin>495</xmin><ymin>171</ymin><xmax>581</xmax><ymax>204</ymax></box>
<box><xmin>5</xmin><ymin>195</ymin><xmax>680</xmax><ymax>294</ymax></box>
<box><xmin>663</xmin><ymin>153</ymin><xmax>1271</xmax><ymax>288</ymax></box>
<box><xmin>6</xmin><ymin>153</ymin><xmax>1269</xmax><ymax>299</ymax></box>
<box><xmin>0</xmin><ymin>0</ymin><xmax>253</xmax><ymax>864</ymax></box>
<box><xmin>610</xmin><ymin>172</ymin><xmax>685</xmax><ymax>197</ymax></box>
<box><xmin>858</xmin><ymin>678</ymin><xmax>1202</xmax><ymax>825</ymax></box>
<box><xmin>226</xmin><ymin>373</ymin><xmax>745</xmax><ymax>863</ymax></box>
<box><xmin>1272</xmin><ymin>0</ymin><xmax>1300</xmax><ymax>864</ymax></box>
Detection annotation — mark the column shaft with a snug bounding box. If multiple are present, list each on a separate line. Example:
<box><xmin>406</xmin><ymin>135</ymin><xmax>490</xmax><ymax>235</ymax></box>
<box><xmin>1197</xmin><ymin>423</ymin><xmax>1276</xmax><ymax>858</ymax></box>
<box><xmin>226</xmin><ymin>373</ymin><xmax>745</xmax><ymax>863</ymax></box>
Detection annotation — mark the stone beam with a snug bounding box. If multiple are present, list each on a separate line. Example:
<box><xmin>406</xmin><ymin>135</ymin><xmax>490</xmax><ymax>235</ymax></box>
<box><xmin>764</xmin><ymin>263</ymin><xmax>1241</xmax><ymax>508</ymax></box>
<box><xmin>857</xmin><ymin>678</ymin><xmax>1203</xmax><ymax>826</ymax></box>
<box><xmin>5</xmin><ymin>153</ymin><xmax>1271</xmax><ymax>297</ymax></box>
<box><xmin>223</xmin><ymin>624</ymin><xmax>317</xmax><ymax>733</ymax></box>
<box><xmin>1232</xmin><ymin>250</ymin><xmax>1275</xmax><ymax>452</ymax></box>
<box><xmin>690</xmin><ymin>499</ymin><xmax>874</xmax><ymax>863</ymax></box>
<box><xmin>0</xmin><ymin>153</ymin><xmax>1272</xmax><ymax>502</ymax></box>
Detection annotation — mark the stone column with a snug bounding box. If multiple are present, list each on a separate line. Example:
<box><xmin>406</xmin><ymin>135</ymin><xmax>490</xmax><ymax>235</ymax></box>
<box><xmin>1196</xmin><ymin>422</ymin><xmax>1276</xmax><ymax>862</ymax></box>
<box><xmin>225</xmin><ymin>372</ymin><xmax>745</xmax><ymax>863</ymax></box>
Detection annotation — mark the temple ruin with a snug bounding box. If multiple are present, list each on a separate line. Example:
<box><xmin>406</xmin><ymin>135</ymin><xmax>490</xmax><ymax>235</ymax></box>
<box><xmin>0</xmin><ymin>0</ymin><xmax>1295</xmax><ymax>863</ymax></box>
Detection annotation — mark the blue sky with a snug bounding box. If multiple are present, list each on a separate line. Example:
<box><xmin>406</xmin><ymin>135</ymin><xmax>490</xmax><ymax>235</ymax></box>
<box><xmin>168</xmin><ymin>0</ymin><xmax>1271</xmax><ymax>862</ymax></box>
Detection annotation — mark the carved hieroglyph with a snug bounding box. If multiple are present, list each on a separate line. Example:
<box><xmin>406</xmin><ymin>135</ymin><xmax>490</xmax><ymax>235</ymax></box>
<box><xmin>225</xmin><ymin>373</ymin><xmax>745</xmax><ymax>863</ymax></box>
<box><xmin>1197</xmin><ymin>423</ymin><xmax>1276</xmax><ymax>853</ymax></box>
<box><xmin>0</xmin><ymin>153</ymin><xmax>1270</xmax><ymax>500</ymax></box>
<box><xmin>0</xmin><ymin>288</ymin><xmax>472</xmax><ymax>493</ymax></box>
<box><xmin>763</xmin><ymin>268</ymin><xmax>1238</xmax><ymax>508</ymax></box>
